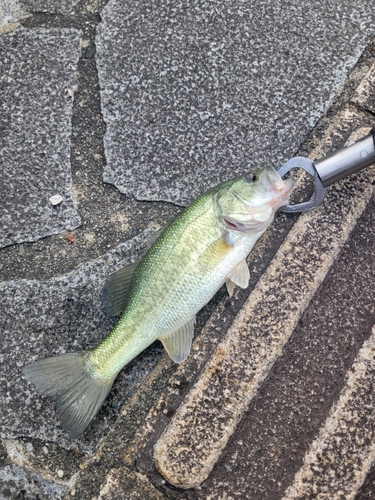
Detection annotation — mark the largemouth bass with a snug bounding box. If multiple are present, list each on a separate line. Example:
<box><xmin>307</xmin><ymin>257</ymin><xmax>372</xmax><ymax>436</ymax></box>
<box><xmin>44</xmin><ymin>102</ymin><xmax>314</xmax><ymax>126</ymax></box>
<box><xmin>23</xmin><ymin>167</ymin><xmax>293</xmax><ymax>438</ymax></box>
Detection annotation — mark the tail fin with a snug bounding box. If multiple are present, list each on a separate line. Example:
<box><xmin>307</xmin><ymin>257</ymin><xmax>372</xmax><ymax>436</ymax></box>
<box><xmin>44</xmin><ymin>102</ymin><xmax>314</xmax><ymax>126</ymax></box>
<box><xmin>23</xmin><ymin>352</ymin><xmax>115</xmax><ymax>439</ymax></box>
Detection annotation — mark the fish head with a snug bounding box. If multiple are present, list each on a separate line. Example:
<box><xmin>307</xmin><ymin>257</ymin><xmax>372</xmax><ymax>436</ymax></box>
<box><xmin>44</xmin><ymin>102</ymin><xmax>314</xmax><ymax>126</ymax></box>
<box><xmin>216</xmin><ymin>166</ymin><xmax>294</xmax><ymax>232</ymax></box>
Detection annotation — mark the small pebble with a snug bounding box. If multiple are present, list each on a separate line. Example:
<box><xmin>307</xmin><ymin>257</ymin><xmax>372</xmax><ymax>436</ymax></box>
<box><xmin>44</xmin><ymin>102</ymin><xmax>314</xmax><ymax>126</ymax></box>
<box><xmin>42</xmin><ymin>446</ymin><xmax>49</xmax><ymax>455</ymax></box>
<box><xmin>70</xmin><ymin>489</ymin><xmax>76</xmax><ymax>496</ymax></box>
<box><xmin>49</xmin><ymin>195</ymin><xmax>63</xmax><ymax>206</ymax></box>
<box><xmin>57</xmin><ymin>469</ymin><xmax>64</xmax><ymax>478</ymax></box>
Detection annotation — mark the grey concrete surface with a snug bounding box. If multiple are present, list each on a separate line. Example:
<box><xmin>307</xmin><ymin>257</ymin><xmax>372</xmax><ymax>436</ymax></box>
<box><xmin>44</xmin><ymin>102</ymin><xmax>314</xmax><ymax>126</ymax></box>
<box><xmin>1</xmin><ymin>1</ymin><xmax>375</xmax><ymax>499</ymax></box>
<box><xmin>0</xmin><ymin>229</ymin><xmax>162</xmax><ymax>452</ymax></box>
<box><xmin>283</xmin><ymin>324</ymin><xmax>375</xmax><ymax>499</ymax></box>
<box><xmin>97</xmin><ymin>0</ymin><xmax>375</xmax><ymax>205</ymax></box>
<box><xmin>0</xmin><ymin>27</ymin><xmax>81</xmax><ymax>248</ymax></box>
<box><xmin>0</xmin><ymin>0</ymin><xmax>80</xmax><ymax>26</ymax></box>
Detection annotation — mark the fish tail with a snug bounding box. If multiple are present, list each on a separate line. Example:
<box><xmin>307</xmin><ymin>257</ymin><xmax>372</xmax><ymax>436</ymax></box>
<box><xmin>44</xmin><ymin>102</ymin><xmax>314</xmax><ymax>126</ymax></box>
<box><xmin>23</xmin><ymin>352</ymin><xmax>115</xmax><ymax>438</ymax></box>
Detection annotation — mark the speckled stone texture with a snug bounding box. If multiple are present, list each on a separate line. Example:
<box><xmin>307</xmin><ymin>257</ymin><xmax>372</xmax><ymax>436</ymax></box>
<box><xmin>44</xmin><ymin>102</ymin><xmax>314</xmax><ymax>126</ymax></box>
<box><xmin>283</xmin><ymin>326</ymin><xmax>375</xmax><ymax>499</ymax></box>
<box><xmin>0</xmin><ymin>0</ymin><xmax>28</xmax><ymax>27</ymax></box>
<box><xmin>352</xmin><ymin>61</ymin><xmax>375</xmax><ymax>114</ymax></box>
<box><xmin>97</xmin><ymin>467</ymin><xmax>167</xmax><ymax>500</ymax></box>
<box><xmin>0</xmin><ymin>230</ymin><xmax>162</xmax><ymax>452</ymax></box>
<box><xmin>0</xmin><ymin>27</ymin><xmax>81</xmax><ymax>248</ymax></box>
<box><xmin>18</xmin><ymin>0</ymin><xmax>81</xmax><ymax>15</ymax></box>
<box><xmin>0</xmin><ymin>464</ymin><xmax>67</xmax><ymax>499</ymax></box>
<box><xmin>96</xmin><ymin>0</ymin><xmax>375</xmax><ymax>205</ymax></box>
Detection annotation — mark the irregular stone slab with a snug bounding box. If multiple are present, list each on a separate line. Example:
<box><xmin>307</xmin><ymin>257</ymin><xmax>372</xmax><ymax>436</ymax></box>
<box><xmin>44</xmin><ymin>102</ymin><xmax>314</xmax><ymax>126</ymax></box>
<box><xmin>282</xmin><ymin>325</ymin><xmax>375</xmax><ymax>500</ymax></box>
<box><xmin>0</xmin><ymin>229</ymin><xmax>162</xmax><ymax>453</ymax></box>
<box><xmin>18</xmin><ymin>0</ymin><xmax>81</xmax><ymax>15</ymax></box>
<box><xmin>0</xmin><ymin>1</ymin><xmax>28</xmax><ymax>33</ymax></box>
<box><xmin>352</xmin><ymin>61</ymin><xmax>375</xmax><ymax>114</ymax></box>
<box><xmin>0</xmin><ymin>464</ymin><xmax>67</xmax><ymax>499</ymax></box>
<box><xmin>0</xmin><ymin>27</ymin><xmax>81</xmax><ymax>248</ymax></box>
<box><xmin>0</xmin><ymin>0</ymin><xmax>80</xmax><ymax>28</ymax></box>
<box><xmin>153</xmin><ymin>128</ymin><xmax>375</xmax><ymax>487</ymax></box>
<box><xmin>97</xmin><ymin>467</ymin><xmax>167</xmax><ymax>500</ymax></box>
<box><xmin>96</xmin><ymin>0</ymin><xmax>375</xmax><ymax>205</ymax></box>
<box><xmin>3</xmin><ymin>438</ymin><xmax>81</xmax><ymax>487</ymax></box>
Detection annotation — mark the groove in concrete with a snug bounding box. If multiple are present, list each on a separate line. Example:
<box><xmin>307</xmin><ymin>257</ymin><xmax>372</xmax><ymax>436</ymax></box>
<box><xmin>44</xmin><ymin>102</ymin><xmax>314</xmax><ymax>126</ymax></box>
<box><xmin>282</xmin><ymin>324</ymin><xmax>375</xmax><ymax>500</ymax></box>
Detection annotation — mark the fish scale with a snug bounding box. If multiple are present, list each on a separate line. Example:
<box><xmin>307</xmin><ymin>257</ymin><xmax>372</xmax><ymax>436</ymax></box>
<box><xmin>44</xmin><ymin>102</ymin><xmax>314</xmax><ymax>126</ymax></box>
<box><xmin>23</xmin><ymin>166</ymin><xmax>294</xmax><ymax>438</ymax></box>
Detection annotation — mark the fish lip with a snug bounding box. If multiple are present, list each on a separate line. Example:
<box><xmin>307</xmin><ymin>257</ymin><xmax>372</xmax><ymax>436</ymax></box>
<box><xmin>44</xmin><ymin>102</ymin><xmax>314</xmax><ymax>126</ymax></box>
<box><xmin>268</xmin><ymin>177</ymin><xmax>294</xmax><ymax>210</ymax></box>
<box><xmin>223</xmin><ymin>217</ymin><xmax>242</xmax><ymax>231</ymax></box>
<box><xmin>223</xmin><ymin>215</ymin><xmax>269</xmax><ymax>232</ymax></box>
<box><xmin>267</xmin><ymin>165</ymin><xmax>292</xmax><ymax>192</ymax></box>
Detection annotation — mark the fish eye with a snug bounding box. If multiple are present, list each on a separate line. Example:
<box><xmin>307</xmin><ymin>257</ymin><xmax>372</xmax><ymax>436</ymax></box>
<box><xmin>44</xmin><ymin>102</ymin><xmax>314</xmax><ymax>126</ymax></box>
<box><xmin>244</xmin><ymin>171</ymin><xmax>258</xmax><ymax>183</ymax></box>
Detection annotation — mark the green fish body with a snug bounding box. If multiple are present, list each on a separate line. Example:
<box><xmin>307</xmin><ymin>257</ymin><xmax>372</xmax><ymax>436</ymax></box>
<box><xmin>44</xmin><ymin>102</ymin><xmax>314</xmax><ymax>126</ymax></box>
<box><xmin>23</xmin><ymin>167</ymin><xmax>293</xmax><ymax>438</ymax></box>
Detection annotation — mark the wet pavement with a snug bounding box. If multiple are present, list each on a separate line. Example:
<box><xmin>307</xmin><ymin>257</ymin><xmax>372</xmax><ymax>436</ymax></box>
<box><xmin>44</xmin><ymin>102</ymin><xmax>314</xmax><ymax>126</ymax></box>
<box><xmin>1</xmin><ymin>1</ymin><xmax>375</xmax><ymax>498</ymax></box>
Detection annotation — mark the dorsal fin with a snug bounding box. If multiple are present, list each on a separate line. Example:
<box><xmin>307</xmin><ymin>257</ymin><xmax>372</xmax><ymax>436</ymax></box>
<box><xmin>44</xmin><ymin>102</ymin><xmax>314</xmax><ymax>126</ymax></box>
<box><xmin>101</xmin><ymin>226</ymin><xmax>167</xmax><ymax>318</ymax></box>
<box><xmin>146</xmin><ymin>226</ymin><xmax>166</xmax><ymax>248</ymax></box>
<box><xmin>158</xmin><ymin>317</ymin><xmax>196</xmax><ymax>363</ymax></box>
<box><xmin>101</xmin><ymin>261</ymin><xmax>139</xmax><ymax>317</ymax></box>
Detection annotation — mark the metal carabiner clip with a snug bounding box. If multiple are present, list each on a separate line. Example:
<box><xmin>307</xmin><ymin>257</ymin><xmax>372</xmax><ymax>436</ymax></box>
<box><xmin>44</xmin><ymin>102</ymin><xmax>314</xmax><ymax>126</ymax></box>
<box><xmin>278</xmin><ymin>128</ymin><xmax>375</xmax><ymax>213</ymax></box>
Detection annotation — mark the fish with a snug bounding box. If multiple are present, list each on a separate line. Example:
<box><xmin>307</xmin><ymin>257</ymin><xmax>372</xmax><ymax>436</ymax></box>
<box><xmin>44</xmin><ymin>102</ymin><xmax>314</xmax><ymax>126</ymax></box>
<box><xmin>23</xmin><ymin>166</ymin><xmax>294</xmax><ymax>438</ymax></box>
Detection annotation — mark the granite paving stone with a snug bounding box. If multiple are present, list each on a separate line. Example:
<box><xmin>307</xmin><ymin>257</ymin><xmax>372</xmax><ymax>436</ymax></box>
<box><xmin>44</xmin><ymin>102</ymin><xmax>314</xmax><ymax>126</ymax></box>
<box><xmin>0</xmin><ymin>464</ymin><xmax>67</xmax><ymax>499</ymax></box>
<box><xmin>96</xmin><ymin>0</ymin><xmax>375</xmax><ymax>205</ymax></box>
<box><xmin>0</xmin><ymin>229</ymin><xmax>163</xmax><ymax>453</ymax></box>
<box><xmin>352</xmin><ymin>61</ymin><xmax>375</xmax><ymax>114</ymax></box>
<box><xmin>0</xmin><ymin>27</ymin><xmax>82</xmax><ymax>248</ymax></box>
<box><xmin>0</xmin><ymin>0</ymin><xmax>80</xmax><ymax>26</ymax></box>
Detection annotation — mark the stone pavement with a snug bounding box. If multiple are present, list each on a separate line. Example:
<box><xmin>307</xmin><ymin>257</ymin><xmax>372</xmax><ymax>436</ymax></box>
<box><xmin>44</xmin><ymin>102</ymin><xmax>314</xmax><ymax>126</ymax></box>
<box><xmin>1</xmin><ymin>0</ymin><xmax>375</xmax><ymax>498</ymax></box>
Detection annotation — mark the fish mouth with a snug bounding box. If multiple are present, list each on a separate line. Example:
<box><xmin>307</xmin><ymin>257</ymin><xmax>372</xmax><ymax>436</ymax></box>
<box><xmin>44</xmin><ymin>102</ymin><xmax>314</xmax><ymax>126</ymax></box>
<box><xmin>223</xmin><ymin>215</ymin><xmax>271</xmax><ymax>232</ymax></box>
<box><xmin>267</xmin><ymin>166</ymin><xmax>294</xmax><ymax>209</ymax></box>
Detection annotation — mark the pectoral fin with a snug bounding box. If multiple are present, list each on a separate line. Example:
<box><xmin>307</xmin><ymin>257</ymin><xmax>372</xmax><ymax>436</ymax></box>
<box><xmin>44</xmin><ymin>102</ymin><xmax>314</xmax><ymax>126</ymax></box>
<box><xmin>198</xmin><ymin>234</ymin><xmax>234</xmax><ymax>272</ymax></box>
<box><xmin>159</xmin><ymin>317</ymin><xmax>196</xmax><ymax>363</ymax></box>
<box><xmin>226</xmin><ymin>259</ymin><xmax>250</xmax><ymax>297</ymax></box>
<box><xmin>101</xmin><ymin>261</ymin><xmax>139</xmax><ymax>317</ymax></box>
